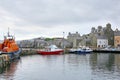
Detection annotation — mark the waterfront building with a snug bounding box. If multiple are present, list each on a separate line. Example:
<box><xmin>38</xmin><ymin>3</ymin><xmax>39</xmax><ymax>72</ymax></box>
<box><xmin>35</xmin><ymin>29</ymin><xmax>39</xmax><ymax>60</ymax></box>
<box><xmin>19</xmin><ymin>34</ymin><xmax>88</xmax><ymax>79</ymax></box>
<box><xmin>114</xmin><ymin>28</ymin><xmax>120</xmax><ymax>47</ymax></box>
<box><xmin>104</xmin><ymin>23</ymin><xmax>114</xmax><ymax>46</ymax></box>
<box><xmin>89</xmin><ymin>23</ymin><xmax>114</xmax><ymax>48</ymax></box>
<box><xmin>67</xmin><ymin>32</ymin><xmax>81</xmax><ymax>48</ymax></box>
<box><xmin>20</xmin><ymin>40</ymin><xmax>35</xmax><ymax>48</ymax></box>
<box><xmin>34</xmin><ymin>38</ymin><xmax>48</xmax><ymax>48</ymax></box>
<box><xmin>19</xmin><ymin>37</ymin><xmax>72</xmax><ymax>49</ymax></box>
<box><xmin>19</xmin><ymin>37</ymin><xmax>47</xmax><ymax>48</ymax></box>
<box><xmin>97</xmin><ymin>36</ymin><xmax>108</xmax><ymax>48</ymax></box>
<box><xmin>79</xmin><ymin>34</ymin><xmax>91</xmax><ymax>47</ymax></box>
<box><xmin>50</xmin><ymin>38</ymin><xmax>72</xmax><ymax>48</ymax></box>
<box><xmin>19</xmin><ymin>23</ymin><xmax>115</xmax><ymax>48</ymax></box>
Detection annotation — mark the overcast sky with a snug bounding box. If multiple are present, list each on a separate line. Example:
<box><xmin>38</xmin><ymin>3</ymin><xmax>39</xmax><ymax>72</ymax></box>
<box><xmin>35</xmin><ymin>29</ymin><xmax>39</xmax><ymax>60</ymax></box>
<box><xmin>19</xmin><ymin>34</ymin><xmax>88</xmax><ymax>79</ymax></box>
<box><xmin>0</xmin><ymin>0</ymin><xmax>120</xmax><ymax>40</ymax></box>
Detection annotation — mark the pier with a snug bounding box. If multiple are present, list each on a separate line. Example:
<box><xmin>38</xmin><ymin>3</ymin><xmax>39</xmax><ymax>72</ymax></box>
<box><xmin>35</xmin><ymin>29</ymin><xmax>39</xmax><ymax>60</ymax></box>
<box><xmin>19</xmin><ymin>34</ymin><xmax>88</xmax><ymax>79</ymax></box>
<box><xmin>0</xmin><ymin>48</ymin><xmax>37</xmax><ymax>69</ymax></box>
<box><xmin>21</xmin><ymin>48</ymin><xmax>37</xmax><ymax>56</ymax></box>
<box><xmin>0</xmin><ymin>54</ymin><xmax>10</xmax><ymax>70</ymax></box>
<box><xmin>93</xmin><ymin>49</ymin><xmax>120</xmax><ymax>53</ymax></box>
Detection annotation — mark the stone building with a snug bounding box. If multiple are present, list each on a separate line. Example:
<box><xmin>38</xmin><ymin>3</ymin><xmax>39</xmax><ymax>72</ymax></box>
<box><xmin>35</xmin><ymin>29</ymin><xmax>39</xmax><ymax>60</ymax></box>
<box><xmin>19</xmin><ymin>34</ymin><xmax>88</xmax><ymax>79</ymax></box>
<box><xmin>34</xmin><ymin>38</ymin><xmax>48</xmax><ymax>48</ymax></box>
<box><xmin>114</xmin><ymin>28</ymin><xmax>120</xmax><ymax>47</ymax></box>
<box><xmin>67</xmin><ymin>32</ymin><xmax>81</xmax><ymax>48</ymax></box>
<box><xmin>97</xmin><ymin>36</ymin><xmax>108</xmax><ymax>48</ymax></box>
<box><xmin>20</xmin><ymin>39</ymin><xmax>35</xmax><ymax>48</ymax></box>
<box><xmin>79</xmin><ymin>34</ymin><xmax>91</xmax><ymax>47</ymax></box>
<box><xmin>67</xmin><ymin>23</ymin><xmax>114</xmax><ymax>48</ymax></box>
<box><xmin>89</xmin><ymin>23</ymin><xmax>114</xmax><ymax>48</ymax></box>
<box><xmin>104</xmin><ymin>23</ymin><xmax>114</xmax><ymax>46</ymax></box>
<box><xmin>19</xmin><ymin>37</ymin><xmax>72</xmax><ymax>49</ymax></box>
<box><xmin>48</xmin><ymin>38</ymin><xmax>72</xmax><ymax>48</ymax></box>
<box><xmin>19</xmin><ymin>37</ymin><xmax>48</xmax><ymax>48</ymax></box>
<box><xmin>89</xmin><ymin>33</ymin><xmax>108</xmax><ymax>48</ymax></box>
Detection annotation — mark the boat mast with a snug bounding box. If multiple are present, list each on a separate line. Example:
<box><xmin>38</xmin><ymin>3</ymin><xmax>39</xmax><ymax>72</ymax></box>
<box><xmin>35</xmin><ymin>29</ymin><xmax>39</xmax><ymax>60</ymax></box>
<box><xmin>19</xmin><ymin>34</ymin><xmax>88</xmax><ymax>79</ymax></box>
<box><xmin>63</xmin><ymin>32</ymin><xmax>65</xmax><ymax>49</ymax></box>
<box><xmin>8</xmin><ymin>27</ymin><xmax>10</xmax><ymax>37</ymax></box>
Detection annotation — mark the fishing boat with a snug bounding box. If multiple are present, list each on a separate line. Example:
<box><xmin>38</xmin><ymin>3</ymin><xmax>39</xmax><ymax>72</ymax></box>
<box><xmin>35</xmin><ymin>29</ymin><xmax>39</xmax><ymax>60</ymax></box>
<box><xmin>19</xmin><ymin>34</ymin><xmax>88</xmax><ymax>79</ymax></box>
<box><xmin>0</xmin><ymin>29</ymin><xmax>21</xmax><ymax>60</ymax></box>
<box><xmin>37</xmin><ymin>45</ymin><xmax>64</xmax><ymax>55</ymax></box>
<box><xmin>76</xmin><ymin>47</ymin><xmax>93</xmax><ymax>54</ymax></box>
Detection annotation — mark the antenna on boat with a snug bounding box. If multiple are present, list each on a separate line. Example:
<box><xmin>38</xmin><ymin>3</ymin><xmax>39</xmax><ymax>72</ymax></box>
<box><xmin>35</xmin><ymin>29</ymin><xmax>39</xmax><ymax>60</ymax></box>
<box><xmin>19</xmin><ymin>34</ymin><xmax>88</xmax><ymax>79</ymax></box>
<box><xmin>4</xmin><ymin>33</ymin><xmax>6</xmax><ymax>39</ymax></box>
<box><xmin>8</xmin><ymin>27</ymin><xmax>10</xmax><ymax>37</ymax></box>
<box><xmin>14</xmin><ymin>33</ymin><xmax>15</xmax><ymax>40</ymax></box>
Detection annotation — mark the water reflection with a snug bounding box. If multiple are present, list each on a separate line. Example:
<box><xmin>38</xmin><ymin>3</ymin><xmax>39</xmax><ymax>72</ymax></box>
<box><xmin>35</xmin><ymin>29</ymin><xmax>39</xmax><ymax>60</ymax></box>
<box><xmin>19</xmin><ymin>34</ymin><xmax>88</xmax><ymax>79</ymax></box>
<box><xmin>90</xmin><ymin>53</ymin><xmax>115</xmax><ymax>71</ymax></box>
<box><xmin>90</xmin><ymin>53</ymin><xmax>120</xmax><ymax>80</ymax></box>
<box><xmin>66</xmin><ymin>54</ymin><xmax>89</xmax><ymax>66</ymax></box>
<box><xmin>0</xmin><ymin>60</ymin><xmax>20</xmax><ymax>80</ymax></box>
<box><xmin>0</xmin><ymin>53</ymin><xmax>120</xmax><ymax>80</ymax></box>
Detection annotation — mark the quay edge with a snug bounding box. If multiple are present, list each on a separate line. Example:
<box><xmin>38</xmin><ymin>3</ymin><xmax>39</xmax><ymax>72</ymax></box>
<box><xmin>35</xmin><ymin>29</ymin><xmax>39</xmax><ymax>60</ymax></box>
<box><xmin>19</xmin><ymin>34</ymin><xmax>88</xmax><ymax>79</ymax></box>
<box><xmin>93</xmin><ymin>49</ymin><xmax>120</xmax><ymax>53</ymax></box>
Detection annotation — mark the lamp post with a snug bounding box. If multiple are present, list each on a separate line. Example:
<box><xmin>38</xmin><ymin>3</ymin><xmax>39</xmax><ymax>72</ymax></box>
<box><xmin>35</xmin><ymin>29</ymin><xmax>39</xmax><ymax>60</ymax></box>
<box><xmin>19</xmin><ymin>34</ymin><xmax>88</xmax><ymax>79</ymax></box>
<box><xmin>63</xmin><ymin>32</ymin><xmax>65</xmax><ymax>49</ymax></box>
<box><xmin>63</xmin><ymin>32</ymin><xmax>66</xmax><ymax>54</ymax></box>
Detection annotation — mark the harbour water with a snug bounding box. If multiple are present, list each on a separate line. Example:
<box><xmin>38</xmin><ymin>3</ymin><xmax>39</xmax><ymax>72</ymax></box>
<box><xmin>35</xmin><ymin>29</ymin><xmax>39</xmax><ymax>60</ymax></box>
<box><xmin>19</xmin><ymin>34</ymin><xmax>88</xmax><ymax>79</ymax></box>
<box><xmin>0</xmin><ymin>53</ymin><xmax>120</xmax><ymax>80</ymax></box>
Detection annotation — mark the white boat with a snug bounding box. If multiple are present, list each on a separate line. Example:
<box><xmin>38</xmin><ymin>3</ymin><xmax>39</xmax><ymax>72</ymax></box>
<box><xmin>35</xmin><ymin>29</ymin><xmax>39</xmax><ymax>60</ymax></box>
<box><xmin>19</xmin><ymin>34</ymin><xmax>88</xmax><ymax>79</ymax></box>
<box><xmin>69</xmin><ymin>47</ymin><xmax>93</xmax><ymax>54</ymax></box>
<box><xmin>69</xmin><ymin>48</ymin><xmax>77</xmax><ymax>53</ymax></box>
<box><xmin>77</xmin><ymin>47</ymin><xmax>93</xmax><ymax>53</ymax></box>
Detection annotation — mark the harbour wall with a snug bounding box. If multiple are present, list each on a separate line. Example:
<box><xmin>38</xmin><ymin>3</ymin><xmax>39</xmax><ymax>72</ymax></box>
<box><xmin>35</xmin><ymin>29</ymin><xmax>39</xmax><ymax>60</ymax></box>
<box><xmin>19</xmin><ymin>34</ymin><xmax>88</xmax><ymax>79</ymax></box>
<box><xmin>0</xmin><ymin>48</ymin><xmax>37</xmax><ymax>70</ymax></box>
<box><xmin>0</xmin><ymin>54</ymin><xmax>10</xmax><ymax>73</ymax></box>
<box><xmin>21</xmin><ymin>48</ymin><xmax>37</xmax><ymax>56</ymax></box>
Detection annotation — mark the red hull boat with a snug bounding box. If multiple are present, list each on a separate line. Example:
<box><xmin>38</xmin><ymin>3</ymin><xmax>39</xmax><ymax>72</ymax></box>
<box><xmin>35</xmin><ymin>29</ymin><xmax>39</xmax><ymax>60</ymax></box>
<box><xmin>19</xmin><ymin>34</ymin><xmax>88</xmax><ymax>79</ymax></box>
<box><xmin>37</xmin><ymin>45</ymin><xmax>64</xmax><ymax>55</ymax></box>
<box><xmin>37</xmin><ymin>50</ymin><xmax>64</xmax><ymax>55</ymax></box>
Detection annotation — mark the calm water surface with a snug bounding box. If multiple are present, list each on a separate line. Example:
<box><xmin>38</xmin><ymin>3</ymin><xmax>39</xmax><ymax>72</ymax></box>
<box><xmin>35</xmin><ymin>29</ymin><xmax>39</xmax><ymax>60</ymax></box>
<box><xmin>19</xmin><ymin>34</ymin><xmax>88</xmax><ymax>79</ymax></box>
<box><xmin>0</xmin><ymin>53</ymin><xmax>120</xmax><ymax>80</ymax></box>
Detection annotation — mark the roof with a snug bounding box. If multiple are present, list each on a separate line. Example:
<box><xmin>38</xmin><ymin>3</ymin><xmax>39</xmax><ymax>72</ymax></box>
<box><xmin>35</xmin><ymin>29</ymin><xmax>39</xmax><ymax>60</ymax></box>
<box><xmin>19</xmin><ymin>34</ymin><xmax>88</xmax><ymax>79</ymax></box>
<box><xmin>114</xmin><ymin>30</ymin><xmax>120</xmax><ymax>36</ymax></box>
<box><xmin>95</xmin><ymin>34</ymin><xmax>108</xmax><ymax>39</ymax></box>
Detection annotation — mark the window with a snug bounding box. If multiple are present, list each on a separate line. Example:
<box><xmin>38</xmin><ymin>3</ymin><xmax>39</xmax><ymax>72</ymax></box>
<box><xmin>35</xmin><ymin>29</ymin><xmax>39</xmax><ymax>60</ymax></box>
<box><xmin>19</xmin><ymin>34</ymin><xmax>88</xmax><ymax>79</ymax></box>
<box><xmin>98</xmin><ymin>45</ymin><xmax>100</xmax><ymax>47</ymax></box>
<box><xmin>117</xmin><ymin>40</ymin><xmax>119</xmax><ymax>43</ymax></box>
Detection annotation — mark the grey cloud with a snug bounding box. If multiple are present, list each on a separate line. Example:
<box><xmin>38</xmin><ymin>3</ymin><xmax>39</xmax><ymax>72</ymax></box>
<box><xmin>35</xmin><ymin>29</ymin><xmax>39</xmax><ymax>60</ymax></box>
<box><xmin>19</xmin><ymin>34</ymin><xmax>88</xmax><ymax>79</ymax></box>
<box><xmin>0</xmin><ymin>0</ymin><xmax>120</xmax><ymax>26</ymax></box>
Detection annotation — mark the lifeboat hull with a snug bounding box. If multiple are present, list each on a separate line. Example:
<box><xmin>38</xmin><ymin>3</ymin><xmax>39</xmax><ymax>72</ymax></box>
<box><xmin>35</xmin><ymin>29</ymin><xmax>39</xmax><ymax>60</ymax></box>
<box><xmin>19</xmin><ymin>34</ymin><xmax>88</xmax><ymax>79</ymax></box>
<box><xmin>37</xmin><ymin>50</ymin><xmax>64</xmax><ymax>55</ymax></box>
<box><xmin>1</xmin><ymin>49</ymin><xmax>22</xmax><ymax>60</ymax></box>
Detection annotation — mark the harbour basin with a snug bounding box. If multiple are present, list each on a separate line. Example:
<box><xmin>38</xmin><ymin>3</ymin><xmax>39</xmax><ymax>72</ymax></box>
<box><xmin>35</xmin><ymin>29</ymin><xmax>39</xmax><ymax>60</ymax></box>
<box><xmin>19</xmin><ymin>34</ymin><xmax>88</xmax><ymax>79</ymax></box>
<box><xmin>0</xmin><ymin>53</ymin><xmax>120</xmax><ymax>80</ymax></box>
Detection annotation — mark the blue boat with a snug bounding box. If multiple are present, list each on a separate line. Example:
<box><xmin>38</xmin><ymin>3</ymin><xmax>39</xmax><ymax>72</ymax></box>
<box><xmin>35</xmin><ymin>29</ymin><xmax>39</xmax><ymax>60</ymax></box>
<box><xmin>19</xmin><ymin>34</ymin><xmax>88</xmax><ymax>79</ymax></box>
<box><xmin>69</xmin><ymin>47</ymin><xmax>93</xmax><ymax>54</ymax></box>
<box><xmin>76</xmin><ymin>47</ymin><xmax>93</xmax><ymax>54</ymax></box>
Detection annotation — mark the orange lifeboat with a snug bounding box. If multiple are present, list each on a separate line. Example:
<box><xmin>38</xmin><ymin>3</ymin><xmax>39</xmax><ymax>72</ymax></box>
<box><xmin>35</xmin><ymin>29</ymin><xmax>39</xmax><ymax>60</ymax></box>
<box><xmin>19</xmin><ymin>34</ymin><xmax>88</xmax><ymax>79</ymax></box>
<box><xmin>2</xmin><ymin>38</ymin><xmax>19</xmax><ymax>52</ymax></box>
<box><xmin>0</xmin><ymin>29</ymin><xmax>21</xmax><ymax>60</ymax></box>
